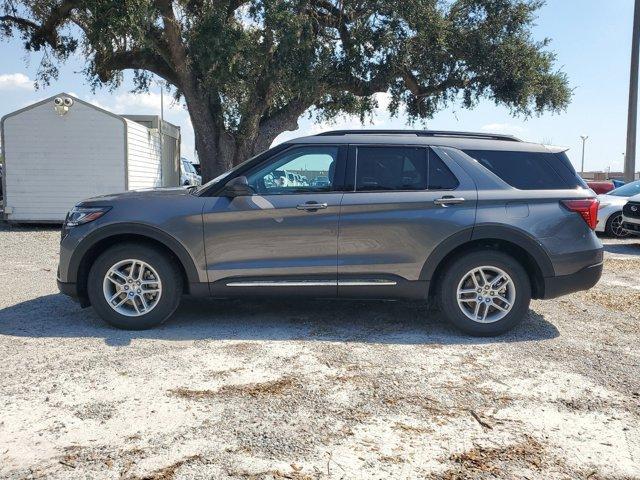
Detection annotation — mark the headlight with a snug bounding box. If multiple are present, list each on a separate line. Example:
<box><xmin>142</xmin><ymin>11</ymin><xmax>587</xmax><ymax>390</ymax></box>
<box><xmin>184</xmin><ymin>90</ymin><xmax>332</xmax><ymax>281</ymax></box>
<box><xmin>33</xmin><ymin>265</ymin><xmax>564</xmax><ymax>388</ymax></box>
<box><xmin>65</xmin><ymin>206</ymin><xmax>111</xmax><ymax>227</ymax></box>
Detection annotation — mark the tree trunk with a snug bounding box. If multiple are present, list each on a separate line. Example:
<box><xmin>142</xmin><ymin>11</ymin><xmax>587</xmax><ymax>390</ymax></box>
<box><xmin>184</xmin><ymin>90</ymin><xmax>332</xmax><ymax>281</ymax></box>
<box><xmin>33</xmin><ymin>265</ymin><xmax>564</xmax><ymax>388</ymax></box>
<box><xmin>190</xmin><ymin>98</ymin><xmax>306</xmax><ymax>182</ymax></box>
<box><xmin>186</xmin><ymin>99</ymin><xmax>236</xmax><ymax>182</ymax></box>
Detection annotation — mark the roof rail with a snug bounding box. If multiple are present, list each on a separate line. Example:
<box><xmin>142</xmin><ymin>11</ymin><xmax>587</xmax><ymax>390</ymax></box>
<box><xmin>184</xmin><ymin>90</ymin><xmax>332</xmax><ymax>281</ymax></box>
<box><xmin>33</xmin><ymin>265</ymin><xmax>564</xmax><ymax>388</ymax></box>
<box><xmin>314</xmin><ymin>129</ymin><xmax>521</xmax><ymax>142</ymax></box>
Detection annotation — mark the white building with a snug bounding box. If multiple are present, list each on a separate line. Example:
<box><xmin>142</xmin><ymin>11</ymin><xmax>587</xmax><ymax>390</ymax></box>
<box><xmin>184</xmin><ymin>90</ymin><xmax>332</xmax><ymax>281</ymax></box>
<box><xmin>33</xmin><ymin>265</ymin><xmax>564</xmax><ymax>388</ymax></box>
<box><xmin>1</xmin><ymin>93</ymin><xmax>180</xmax><ymax>222</ymax></box>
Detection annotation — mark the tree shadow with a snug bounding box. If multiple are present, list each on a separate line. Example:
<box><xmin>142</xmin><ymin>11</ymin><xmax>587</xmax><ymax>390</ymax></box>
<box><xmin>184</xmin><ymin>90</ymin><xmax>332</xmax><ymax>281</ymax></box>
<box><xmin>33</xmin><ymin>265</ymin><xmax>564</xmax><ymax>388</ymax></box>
<box><xmin>0</xmin><ymin>222</ymin><xmax>61</xmax><ymax>232</ymax></box>
<box><xmin>0</xmin><ymin>294</ymin><xmax>559</xmax><ymax>347</ymax></box>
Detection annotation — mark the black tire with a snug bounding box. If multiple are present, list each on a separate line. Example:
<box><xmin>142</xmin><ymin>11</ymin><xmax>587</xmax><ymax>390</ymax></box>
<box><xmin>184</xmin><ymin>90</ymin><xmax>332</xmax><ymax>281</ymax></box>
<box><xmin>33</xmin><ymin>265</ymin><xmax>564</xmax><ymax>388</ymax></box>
<box><xmin>605</xmin><ymin>212</ymin><xmax>629</xmax><ymax>238</ymax></box>
<box><xmin>87</xmin><ymin>243</ymin><xmax>183</xmax><ymax>330</ymax></box>
<box><xmin>438</xmin><ymin>250</ymin><xmax>531</xmax><ymax>336</ymax></box>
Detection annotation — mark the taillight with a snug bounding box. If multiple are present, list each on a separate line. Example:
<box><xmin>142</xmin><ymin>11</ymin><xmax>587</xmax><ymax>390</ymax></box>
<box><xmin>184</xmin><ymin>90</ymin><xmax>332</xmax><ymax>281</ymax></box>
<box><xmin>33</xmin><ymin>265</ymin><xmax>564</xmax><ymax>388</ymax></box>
<box><xmin>561</xmin><ymin>198</ymin><xmax>599</xmax><ymax>230</ymax></box>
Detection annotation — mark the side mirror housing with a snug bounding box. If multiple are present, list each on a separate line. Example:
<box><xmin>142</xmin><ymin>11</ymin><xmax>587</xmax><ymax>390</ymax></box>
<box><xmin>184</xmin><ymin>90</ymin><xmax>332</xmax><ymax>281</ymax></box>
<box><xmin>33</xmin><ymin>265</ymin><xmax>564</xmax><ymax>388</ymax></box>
<box><xmin>221</xmin><ymin>176</ymin><xmax>254</xmax><ymax>197</ymax></box>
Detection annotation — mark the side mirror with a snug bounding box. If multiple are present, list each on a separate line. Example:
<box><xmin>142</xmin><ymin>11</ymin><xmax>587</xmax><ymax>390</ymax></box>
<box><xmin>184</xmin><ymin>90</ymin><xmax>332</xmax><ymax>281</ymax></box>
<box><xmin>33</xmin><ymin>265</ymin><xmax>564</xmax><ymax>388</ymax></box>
<box><xmin>221</xmin><ymin>176</ymin><xmax>254</xmax><ymax>197</ymax></box>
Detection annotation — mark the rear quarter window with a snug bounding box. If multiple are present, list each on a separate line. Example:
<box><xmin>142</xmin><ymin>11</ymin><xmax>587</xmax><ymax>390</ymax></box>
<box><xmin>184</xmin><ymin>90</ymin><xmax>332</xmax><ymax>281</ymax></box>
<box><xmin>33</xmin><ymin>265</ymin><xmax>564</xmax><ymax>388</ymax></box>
<box><xmin>464</xmin><ymin>150</ymin><xmax>585</xmax><ymax>190</ymax></box>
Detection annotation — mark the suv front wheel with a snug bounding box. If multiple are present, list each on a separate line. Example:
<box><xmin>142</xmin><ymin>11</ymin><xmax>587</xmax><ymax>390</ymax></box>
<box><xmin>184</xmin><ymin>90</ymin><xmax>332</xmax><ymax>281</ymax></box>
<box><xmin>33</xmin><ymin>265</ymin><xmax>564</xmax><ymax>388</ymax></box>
<box><xmin>87</xmin><ymin>243</ymin><xmax>183</xmax><ymax>329</ymax></box>
<box><xmin>438</xmin><ymin>250</ymin><xmax>531</xmax><ymax>336</ymax></box>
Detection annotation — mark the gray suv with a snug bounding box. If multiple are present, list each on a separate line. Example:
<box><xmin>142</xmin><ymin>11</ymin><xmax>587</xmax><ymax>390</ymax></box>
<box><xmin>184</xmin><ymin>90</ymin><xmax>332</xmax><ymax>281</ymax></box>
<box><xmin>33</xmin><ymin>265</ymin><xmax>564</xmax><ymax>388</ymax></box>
<box><xmin>57</xmin><ymin>130</ymin><xmax>603</xmax><ymax>336</ymax></box>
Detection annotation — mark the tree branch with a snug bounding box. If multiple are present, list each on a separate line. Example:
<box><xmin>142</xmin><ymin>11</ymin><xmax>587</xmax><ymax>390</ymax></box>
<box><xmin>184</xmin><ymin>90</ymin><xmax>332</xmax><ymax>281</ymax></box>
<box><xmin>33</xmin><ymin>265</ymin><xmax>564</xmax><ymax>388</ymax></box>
<box><xmin>226</xmin><ymin>0</ymin><xmax>249</xmax><ymax>18</ymax></box>
<box><xmin>93</xmin><ymin>49</ymin><xmax>180</xmax><ymax>86</ymax></box>
<box><xmin>154</xmin><ymin>0</ymin><xmax>190</xmax><ymax>74</ymax></box>
<box><xmin>254</xmin><ymin>98</ymin><xmax>310</xmax><ymax>153</ymax></box>
<box><xmin>1</xmin><ymin>0</ymin><xmax>80</xmax><ymax>50</ymax></box>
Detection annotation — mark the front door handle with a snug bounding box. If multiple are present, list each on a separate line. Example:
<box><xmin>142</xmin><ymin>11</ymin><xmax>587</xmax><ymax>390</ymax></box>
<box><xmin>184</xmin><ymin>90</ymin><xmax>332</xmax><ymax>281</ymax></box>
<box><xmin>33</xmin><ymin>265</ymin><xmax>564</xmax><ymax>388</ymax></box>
<box><xmin>434</xmin><ymin>196</ymin><xmax>465</xmax><ymax>206</ymax></box>
<box><xmin>296</xmin><ymin>202</ymin><xmax>328</xmax><ymax>211</ymax></box>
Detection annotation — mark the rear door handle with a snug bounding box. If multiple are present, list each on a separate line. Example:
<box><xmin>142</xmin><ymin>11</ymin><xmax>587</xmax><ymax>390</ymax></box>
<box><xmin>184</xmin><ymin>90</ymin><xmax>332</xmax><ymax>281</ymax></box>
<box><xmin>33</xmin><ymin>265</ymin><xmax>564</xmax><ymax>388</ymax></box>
<box><xmin>434</xmin><ymin>196</ymin><xmax>465</xmax><ymax>206</ymax></box>
<box><xmin>296</xmin><ymin>202</ymin><xmax>328</xmax><ymax>211</ymax></box>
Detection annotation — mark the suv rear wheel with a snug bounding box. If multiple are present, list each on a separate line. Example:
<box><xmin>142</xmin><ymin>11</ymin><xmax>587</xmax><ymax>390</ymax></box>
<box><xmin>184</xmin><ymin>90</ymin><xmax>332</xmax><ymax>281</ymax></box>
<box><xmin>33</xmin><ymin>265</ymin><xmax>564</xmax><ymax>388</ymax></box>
<box><xmin>87</xmin><ymin>243</ymin><xmax>183</xmax><ymax>329</ymax></box>
<box><xmin>438</xmin><ymin>250</ymin><xmax>531</xmax><ymax>336</ymax></box>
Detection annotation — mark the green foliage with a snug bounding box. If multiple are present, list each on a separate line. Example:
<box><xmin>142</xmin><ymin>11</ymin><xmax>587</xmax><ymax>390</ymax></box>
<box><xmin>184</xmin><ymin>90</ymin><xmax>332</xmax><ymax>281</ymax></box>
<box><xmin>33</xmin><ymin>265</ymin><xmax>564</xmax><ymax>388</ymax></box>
<box><xmin>1</xmin><ymin>0</ymin><xmax>571</xmax><ymax>173</ymax></box>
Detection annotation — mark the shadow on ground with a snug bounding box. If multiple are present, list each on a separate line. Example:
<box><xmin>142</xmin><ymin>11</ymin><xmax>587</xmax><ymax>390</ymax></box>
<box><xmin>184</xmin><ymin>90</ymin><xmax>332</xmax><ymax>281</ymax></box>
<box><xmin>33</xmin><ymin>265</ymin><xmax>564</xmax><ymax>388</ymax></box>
<box><xmin>0</xmin><ymin>222</ymin><xmax>61</xmax><ymax>232</ymax></box>
<box><xmin>603</xmin><ymin>241</ymin><xmax>640</xmax><ymax>255</ymax></box>
<box><xmin>0</xmin><ymin>294</ymin><xmax>559</xmax><ymax>346</ymax></box>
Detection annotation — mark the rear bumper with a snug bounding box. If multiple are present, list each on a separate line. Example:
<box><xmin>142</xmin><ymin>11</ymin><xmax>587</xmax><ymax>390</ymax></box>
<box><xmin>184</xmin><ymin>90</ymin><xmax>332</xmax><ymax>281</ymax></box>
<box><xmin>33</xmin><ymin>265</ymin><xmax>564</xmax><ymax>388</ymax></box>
<box><xmin>542</xmin><ymin>261</ymin><xmax>603</xmax><ymax>299</ymax></box>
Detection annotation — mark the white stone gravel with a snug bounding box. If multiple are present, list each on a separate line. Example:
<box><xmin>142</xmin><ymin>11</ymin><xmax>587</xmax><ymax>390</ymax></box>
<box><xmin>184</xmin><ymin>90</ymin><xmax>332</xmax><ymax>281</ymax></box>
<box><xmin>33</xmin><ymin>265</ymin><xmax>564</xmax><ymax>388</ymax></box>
<box><xmin>0</xmin><ymin>224</ymin><xmax>638</xmax><ymax>479</ymax></box>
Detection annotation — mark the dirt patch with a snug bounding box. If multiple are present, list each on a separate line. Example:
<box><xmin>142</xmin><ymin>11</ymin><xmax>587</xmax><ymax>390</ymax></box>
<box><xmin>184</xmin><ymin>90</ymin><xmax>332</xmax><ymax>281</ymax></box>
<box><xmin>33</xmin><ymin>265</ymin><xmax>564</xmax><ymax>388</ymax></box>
<box><xmin>229</xmin><ymin>468</ymin><xmax>316</xmax><ymax>480</ymax></box>
<box><xmin>128</xmin><ymin>455</ymin><xmax>203</xmax><ymax>480</ymax></box>
<box><xmin>168</xmin><ymin>387</ymin><xmax>217</xmax><ymax>400</ymax></box>
<box><xmin>437</xmin><ymin>436</ymin><xmax>545</xmax><ymax>479</ymax></box>
<box><xmin>169</xmin><ymin>377</ymin><xmax>299</xmax><ymax>401</ymax></box>
<box><xmin>218</xmin><ymin>377</ymin><xmax>299</xmax><ymax>397</ymax></box>
<box><xmin>74</xmin><ymin>401</ymin><xmax>117</xmax><ymax>422</ymax></box>
<box><xmin>583</xmin><ymin>289</ymin><xmax>640</xmax><ymax>316</ymax></box>
<box><xmin>392</xmin><ymin>422</ymin><xmax>433</xmax><ymax>434</ymax></box>
<box><xmin>604</xmin><ymin>257</ymin><xmax>640</xmax><ymax>270</ymax></box>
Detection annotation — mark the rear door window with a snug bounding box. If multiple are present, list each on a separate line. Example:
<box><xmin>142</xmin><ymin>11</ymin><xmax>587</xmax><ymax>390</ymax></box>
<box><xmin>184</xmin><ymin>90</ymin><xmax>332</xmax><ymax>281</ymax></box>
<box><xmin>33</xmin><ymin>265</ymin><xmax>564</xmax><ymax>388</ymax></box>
<box><xmin>464</xmin><ymin>150</ymin><xmax>583</xmax><ymax>190</ymax></box>
<box><xmin>355</xmin><ymin>146</ymin><xmax>428</xmax><ymax>191</ymax></box>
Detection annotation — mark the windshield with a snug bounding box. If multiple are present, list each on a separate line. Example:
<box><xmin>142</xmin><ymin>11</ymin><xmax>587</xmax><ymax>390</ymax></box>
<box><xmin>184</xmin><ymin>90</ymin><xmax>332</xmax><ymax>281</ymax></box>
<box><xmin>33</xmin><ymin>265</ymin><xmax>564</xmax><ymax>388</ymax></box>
<box><xmin>608</xmin><ymin>180</ymin><xmax>640</xmax><ymax>197</ymax></box>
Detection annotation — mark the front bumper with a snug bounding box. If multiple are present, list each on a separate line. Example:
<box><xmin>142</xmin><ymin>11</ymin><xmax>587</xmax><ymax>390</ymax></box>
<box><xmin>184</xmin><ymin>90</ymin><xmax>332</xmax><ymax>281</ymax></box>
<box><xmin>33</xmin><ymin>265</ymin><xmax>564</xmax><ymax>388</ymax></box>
<box><xmin>57</xmin><ymin>278</ymin><xmax>91</xmax><ymax>307</ymax></box>
<box><xmin>622</xmin><ymin>216</ymin><xmax>640</xmax><ymax>236</ymax></box>
<box><xmin>57</xmin><ymin>278</ymin><xmax>79</xmax><ymax>300</ymax></box>
<box><xmin>543</xmin><ymin>262</ymin><xmax>603</xmax><ymax>299</ymax></box>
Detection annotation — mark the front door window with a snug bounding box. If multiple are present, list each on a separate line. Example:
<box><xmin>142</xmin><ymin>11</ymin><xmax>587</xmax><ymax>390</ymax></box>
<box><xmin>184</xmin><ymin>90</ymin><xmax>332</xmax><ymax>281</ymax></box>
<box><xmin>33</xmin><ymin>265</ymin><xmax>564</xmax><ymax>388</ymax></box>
<box><xmin>246</xmin><ymin>146</ymin><xmax>339</xmax><ymax>194</ymax></box>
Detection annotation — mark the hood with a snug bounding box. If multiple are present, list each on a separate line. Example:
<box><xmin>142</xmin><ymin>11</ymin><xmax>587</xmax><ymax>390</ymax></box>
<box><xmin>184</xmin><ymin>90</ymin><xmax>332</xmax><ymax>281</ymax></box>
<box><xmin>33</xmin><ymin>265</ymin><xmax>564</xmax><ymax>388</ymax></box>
<box><xmin>79</xmin><ymin>187</ymin><xmax>190</xmax><ymax>205</ymax></box>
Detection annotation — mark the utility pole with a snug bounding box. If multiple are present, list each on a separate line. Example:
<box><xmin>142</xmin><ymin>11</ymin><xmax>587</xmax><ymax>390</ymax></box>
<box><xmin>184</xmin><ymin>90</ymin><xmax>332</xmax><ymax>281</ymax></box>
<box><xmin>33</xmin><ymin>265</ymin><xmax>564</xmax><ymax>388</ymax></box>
<box><xmin>158</xmin><ymin>81</ymin><xmax>166</xmax><ymax>185</ymax></box>
<box><xmin>625</xmin><ymin>0</ymin><xmax>640</xmax><ymax>182</ymax></box>
<box><xmin>580</xmin><ymin>135</ymin><xmax>588</xmax><ymax>174</ymax></box>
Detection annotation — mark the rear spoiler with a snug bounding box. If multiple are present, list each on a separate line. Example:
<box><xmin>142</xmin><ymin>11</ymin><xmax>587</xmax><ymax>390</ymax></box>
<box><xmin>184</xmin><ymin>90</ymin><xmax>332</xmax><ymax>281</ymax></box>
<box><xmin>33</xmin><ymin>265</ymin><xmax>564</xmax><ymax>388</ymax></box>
<box><xmin>543</xmin><ymin>145</ymin><xmax>570</xmax><ymax>154</ymax></box>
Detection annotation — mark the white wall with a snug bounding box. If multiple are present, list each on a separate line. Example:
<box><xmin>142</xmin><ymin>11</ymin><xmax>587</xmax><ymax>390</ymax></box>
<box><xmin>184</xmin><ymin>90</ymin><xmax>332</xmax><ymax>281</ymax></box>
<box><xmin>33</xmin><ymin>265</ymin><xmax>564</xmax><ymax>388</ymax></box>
<box><xmin>125</xmin><ymin>119</ymin><xmax>163</xmax><ymax>190</ymax></box>
<box><xmin>3</xmin><ymin>99</ymin><xmax>126</xmax><ymax>221</ymax></box>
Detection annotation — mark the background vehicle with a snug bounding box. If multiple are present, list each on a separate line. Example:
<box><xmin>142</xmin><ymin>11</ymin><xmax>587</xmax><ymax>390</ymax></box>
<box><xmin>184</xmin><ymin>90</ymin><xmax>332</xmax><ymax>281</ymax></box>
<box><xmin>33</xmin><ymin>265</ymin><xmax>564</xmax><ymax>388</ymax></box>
<box><xmin>180</xmin><ymin>157</ymin><xmax>202</xmax><ymax>186</ymax></box>
<box><xmin>622</xmin><ymin>192</ymin><xmax>640</xmax><ymax>236</ymax></box>
<box><xmin>595</xmin><ymin>180</ymin><xmax>640</xmax><ymax>237</ymax></box>
<box><xmin>587</xmin><ymin>180</ymin><xmax>615</xmax><ymax>194</ymax></box>
<box><xmin>58</xmin><ymin>130</ymin><xmax>603</xmax><ymax>336</ymax></box>
<box><xmin>312</xmin><ymin>176</ymin><xmax>330</xmax><ymax>187</ymax></box>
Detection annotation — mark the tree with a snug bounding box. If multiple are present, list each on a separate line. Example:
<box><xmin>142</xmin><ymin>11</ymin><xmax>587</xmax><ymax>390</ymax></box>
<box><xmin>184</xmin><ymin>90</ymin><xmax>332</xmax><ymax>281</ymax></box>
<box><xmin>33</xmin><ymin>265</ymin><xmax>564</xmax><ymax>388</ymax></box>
<box><xmin>1</xmin><ymin>0</ymin><xmax>570</xmax><ymax>181</ymax></box>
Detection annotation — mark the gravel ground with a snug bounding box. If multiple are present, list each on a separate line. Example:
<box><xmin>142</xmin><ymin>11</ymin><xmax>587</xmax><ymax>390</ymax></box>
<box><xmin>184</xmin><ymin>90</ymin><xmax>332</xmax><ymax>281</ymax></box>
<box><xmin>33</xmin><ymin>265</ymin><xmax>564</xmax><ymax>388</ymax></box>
<box><xmin>0</xmin><ymin>224</ymin><xmax>638</xmax><ymax>480</ymax></box>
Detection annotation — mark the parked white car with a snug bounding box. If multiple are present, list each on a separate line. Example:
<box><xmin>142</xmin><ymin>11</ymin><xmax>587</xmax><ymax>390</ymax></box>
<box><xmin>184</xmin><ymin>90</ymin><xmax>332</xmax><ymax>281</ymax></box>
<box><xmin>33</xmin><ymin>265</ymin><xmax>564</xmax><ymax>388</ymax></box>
<box><xmin>596</xmin><ymin>180</ymin><xmax>640</xmax><ymax>237</ymax></box>
<box><xmin>180</xmin><ymin>157</ymin><xmax>202</xmax><ymax>186</ymax></box>
<box><xmin>621</xmin><ymin>190</ymin><xmax>640</xmax><ymax>236</ymax></box>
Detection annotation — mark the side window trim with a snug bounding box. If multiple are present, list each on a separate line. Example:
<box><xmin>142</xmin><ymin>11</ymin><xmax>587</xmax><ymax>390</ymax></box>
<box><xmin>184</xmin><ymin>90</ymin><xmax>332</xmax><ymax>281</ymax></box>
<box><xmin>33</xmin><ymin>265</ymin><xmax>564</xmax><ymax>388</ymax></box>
<box><xmin>243</xmin><ymin>144</ymin><xmax>347</xmax><ymax>195</ymax></box>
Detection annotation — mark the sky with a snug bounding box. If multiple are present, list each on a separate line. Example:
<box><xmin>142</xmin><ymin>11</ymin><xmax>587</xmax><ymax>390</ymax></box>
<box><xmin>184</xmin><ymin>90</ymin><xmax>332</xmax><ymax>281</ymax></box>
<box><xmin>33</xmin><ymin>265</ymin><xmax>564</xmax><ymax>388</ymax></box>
<box><xmin>0</xmin><ymin>0</ymin><xmax>635</xmax><ymax>172</ymax></box>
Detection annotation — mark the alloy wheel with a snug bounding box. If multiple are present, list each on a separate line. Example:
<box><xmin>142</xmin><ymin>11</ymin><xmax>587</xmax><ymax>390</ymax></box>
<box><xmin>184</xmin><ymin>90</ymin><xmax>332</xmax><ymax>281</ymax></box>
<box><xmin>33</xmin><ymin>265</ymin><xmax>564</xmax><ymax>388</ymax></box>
<box><xmin>102</xmin><ymin>259</ymin><xmax>162</xmax><ymax>317</ymax></box>
<box><xmin>610</xmin><ymin>214</ymin><xmax>629</xmax><ymax>238</ymax></box>
<box><xmin>456</xmin><ymin>266</ymin><xmax>516</xmax><ymax>324</ymax></box>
